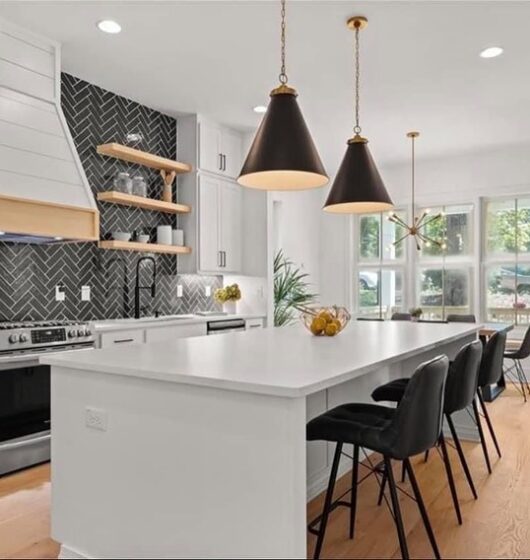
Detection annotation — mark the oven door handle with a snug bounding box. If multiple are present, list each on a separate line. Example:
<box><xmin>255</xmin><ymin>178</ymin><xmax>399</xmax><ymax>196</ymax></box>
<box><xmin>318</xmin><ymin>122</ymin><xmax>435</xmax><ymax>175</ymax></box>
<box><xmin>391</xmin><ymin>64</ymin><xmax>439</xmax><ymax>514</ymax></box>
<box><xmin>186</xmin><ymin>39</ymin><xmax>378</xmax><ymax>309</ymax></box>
<box><xmin>0</xmin><ymin>346</ymin><xmax>95</xmax><ymax>366</ymax></box>
<box><xmin>0</xmin><ymin>432</ymin><xmax>50</xmax><ymax>451</ymax></box>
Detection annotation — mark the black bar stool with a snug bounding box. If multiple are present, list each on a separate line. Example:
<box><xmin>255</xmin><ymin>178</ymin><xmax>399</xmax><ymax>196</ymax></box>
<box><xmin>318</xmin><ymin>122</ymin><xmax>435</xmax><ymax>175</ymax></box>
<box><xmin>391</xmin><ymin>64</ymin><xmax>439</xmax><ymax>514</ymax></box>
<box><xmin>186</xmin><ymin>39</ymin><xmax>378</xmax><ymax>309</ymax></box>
<box><xmin>307</xmin><ymin>355</ymin><xmax>449</xmax><ymax>560</ymax></box>
<box><xmin>476</xmin><ymin>331</ymin><xmax>506</xmax><ymax>472</ymax></box>
<box><xmin>503</xmin><ymin>324</ymin><xmax>530</xmax><ymax>402</ymax></box>
<box><xmin>372</xmin><ymin>340</ymin><xmax>483</xmax><ymax>525</ymax></box>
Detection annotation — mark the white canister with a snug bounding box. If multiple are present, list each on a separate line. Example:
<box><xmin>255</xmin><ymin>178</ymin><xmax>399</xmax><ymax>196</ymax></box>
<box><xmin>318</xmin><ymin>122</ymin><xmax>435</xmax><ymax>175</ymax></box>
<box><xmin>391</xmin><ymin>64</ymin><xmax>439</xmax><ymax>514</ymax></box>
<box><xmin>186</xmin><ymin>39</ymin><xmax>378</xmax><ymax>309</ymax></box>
<box><xmin>157</xmin><ymin>225</ymin><xmax>172</xmax><ymax>245</ymax></box>
<box><xmin>172</xmin><ymin>229</ymin><xmax>184</xmax><ymax>246</ymax></box>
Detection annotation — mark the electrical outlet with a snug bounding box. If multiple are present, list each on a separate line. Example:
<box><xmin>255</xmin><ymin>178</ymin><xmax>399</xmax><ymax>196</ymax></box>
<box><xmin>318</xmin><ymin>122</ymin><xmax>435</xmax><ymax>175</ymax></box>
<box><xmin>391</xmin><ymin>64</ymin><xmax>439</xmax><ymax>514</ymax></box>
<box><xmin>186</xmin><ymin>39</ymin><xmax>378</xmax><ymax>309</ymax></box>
<box><xmin>55</xmin><ymin>285</ymin><xmax>65</xmax><ymax>302</ymax></box>
<box><xmin>205</xmin><ymin>286</ymin><xmax>212</xmax><ymax>297</ymax></box>
<box><xmin>85</xmin><ymin>407</ymin><xmax>108</xmax><ymax>432</ymax></box>
<box><xmin>81</xmin><ymin>285</ymin><xmax>91</xmax><ymax>301</ymax></box>
<box><xmin>177</xmin><ymin>284</ymin><xmax>183</xmax><ymax>298</ymax></box>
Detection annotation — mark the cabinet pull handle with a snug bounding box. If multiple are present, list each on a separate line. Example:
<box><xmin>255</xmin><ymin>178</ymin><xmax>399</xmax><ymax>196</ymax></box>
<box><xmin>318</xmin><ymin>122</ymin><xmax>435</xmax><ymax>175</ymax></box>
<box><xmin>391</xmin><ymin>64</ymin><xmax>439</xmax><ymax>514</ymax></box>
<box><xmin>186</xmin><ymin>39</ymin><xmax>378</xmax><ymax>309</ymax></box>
<box><xmin>218</xmin><ymin>251</ymin><xmax>222</xmax><ymax>268</ymax></box>
<box><xmin>114</xmin><ymin>338</ymin><xmax>134</xmax><ymax>344</ymax></box>
<box><xmin>223</xmin><ymin>154</ymin><xmax>227</xmax><ymax>171</ymax></box>
<box><xmin>218</xmin><ymin>153</ymin><xmax>223</xmax><ymax>171</ymax></box>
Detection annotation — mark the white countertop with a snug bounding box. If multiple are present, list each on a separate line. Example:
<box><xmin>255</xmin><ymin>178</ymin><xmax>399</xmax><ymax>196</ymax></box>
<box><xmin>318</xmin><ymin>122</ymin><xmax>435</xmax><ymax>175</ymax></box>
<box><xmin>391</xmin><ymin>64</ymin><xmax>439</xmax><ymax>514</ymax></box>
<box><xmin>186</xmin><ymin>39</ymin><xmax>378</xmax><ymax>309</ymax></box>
<box><xmin>90</xmin><ymin>313</ymin><xmax>265</xmax><ymax>332</ymax></box>
<box><xmin>43</xmin><ymin>321</ymin><xmax>479</xmax><ymax>398</ymax></box>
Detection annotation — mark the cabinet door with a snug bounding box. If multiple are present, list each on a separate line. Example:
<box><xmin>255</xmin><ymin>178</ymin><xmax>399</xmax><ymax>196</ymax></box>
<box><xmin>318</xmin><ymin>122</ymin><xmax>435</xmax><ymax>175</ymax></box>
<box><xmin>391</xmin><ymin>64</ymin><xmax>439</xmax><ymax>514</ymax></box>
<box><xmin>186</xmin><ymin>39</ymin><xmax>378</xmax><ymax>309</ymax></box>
<box><xmin>198</xmin><ymin>121</ymin><xmax>222</xmax><ymax>174</ymax></box>
<box><xmin>199</xmin><ymin>175</ymin><xmax>222</xmax><ymax>272</ymax></box>
<box><xmin>222</xmin><ymin>129</ymin><xmax>242</xmax><ymax>179</ymax></box>
<box><xmin>219</xmin><ymin>181</ymin><xmax>242</xmax><ymax>273</ymax></box>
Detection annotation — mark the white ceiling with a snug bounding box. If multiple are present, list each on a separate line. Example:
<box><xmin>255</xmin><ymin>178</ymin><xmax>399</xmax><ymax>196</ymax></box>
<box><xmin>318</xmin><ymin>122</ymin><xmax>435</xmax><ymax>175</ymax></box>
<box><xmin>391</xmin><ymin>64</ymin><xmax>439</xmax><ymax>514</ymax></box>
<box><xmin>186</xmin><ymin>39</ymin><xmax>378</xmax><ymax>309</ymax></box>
<box><xmin>2</xmin><ymin>1</ymin><xmax>530</xmax><ymax>174</ymax></box>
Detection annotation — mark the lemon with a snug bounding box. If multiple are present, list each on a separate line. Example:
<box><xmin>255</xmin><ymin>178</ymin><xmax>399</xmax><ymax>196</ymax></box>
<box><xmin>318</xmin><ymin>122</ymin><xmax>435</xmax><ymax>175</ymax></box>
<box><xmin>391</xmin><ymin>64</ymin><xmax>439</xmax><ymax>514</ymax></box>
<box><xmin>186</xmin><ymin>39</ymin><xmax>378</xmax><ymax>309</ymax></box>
<box><xmin>325</xmin><ymin>323</ymin><xmax>339</xmax><ymax>337</ymax></box>
<box><xmin>311</xmin><ymin>317</ymin><xmax>326</xmax><ymax>335</ymax></box>
<box><xmin>331</xmin><ymin>319</ymin><xmax>342</xmax><ymax>332</ymax></box>
<box><xmin>318</xmin><ymin>311</ymin><xmax>333</xmax><ymax>324</ymax></box>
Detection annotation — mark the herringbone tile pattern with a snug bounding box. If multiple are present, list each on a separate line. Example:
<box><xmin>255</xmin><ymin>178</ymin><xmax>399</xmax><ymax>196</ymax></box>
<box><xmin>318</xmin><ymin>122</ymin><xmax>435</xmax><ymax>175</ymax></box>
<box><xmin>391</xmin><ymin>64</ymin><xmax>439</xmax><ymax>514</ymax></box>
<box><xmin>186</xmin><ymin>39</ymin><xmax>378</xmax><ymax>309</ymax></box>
<box><xmin>0</xmin><ymin>74</ymin><xmax>221</xmax><ymax>322</ymax></box>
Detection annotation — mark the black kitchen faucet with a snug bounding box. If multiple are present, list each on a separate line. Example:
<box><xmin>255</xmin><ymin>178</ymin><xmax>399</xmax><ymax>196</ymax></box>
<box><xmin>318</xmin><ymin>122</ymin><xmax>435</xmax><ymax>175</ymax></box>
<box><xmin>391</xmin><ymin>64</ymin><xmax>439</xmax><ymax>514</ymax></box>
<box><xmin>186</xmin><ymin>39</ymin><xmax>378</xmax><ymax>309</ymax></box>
<box><xmin>134</xmin><ymin>256</ymin><xmax>157</xmax><ymax>319</ymax></box>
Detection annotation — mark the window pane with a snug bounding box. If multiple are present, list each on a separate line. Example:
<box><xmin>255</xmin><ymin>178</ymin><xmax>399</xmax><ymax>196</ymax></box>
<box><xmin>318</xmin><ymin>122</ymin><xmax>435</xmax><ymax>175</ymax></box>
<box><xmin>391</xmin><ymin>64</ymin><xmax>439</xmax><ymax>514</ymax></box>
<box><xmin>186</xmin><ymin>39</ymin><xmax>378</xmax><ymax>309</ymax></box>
<box><xmin>420</xmin><ymin>205</ymin><xmax>473</xmax><ymax>258</ymax></box>
<box><xmin>517</xmin><ymin>199</ymin><xmax>530</xmax><ymax>254</ymax></box>
<box><xmin>381</xmin><ymin>269</ymin><xmax>404</xmax><ymax>319</ymax></box>
<box><xmin>486</xmin><ymin>199</ymin><xmax>517</xmax><ymax>256</ymax></box>
<box><xmin>419</xmin><ymin>268</ymin><xmax>470</xmax><ymax>320</ymax></box>
<box><xmin>445</xmin><ymin>205</ymin><xmax>473</xmax><ymax>256</ymax></box>
<box><xmin>420</xmin><ymin>207</ymin><xmax>445</xmax><ymax>258</ymax></box>
<box><xmin>358</xmin><ymin>269</ymin><xmax>380</xmax><ymax>318</ymax></box>
<box><xmin>359</xmin><ymin>214</ymin><xmax>380</xmax><ymax>260</ymax></box>
<box><xmin>382</xmin><ymin>211</ymin><xmax>406</xmax><ymax>261</ymax></box>
<box><xmin>486</xmin><ymin>265</ymin><xmax>530</xmax><ymax>325</ymax></box>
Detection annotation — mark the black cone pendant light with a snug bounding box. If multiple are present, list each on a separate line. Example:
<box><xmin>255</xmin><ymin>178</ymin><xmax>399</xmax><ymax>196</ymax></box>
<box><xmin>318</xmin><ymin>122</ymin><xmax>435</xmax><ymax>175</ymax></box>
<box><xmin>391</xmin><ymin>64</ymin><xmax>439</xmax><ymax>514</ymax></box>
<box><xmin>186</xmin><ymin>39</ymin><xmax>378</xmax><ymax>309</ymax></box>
<box><xmin>238</xmin><ymin>0</ymin><xmax>328</xmax><ymax>191</ymax></box>
<box><xmin>324</xmin><ymin>17</ymin><xmax>393</xmax><ymax>214</ymax></box>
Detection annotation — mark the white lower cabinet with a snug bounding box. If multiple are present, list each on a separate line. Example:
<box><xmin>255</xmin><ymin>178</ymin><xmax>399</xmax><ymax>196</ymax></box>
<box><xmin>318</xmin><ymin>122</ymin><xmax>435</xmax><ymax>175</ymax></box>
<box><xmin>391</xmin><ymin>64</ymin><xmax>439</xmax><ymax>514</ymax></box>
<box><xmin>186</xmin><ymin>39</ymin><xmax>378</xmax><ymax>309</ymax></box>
<box><xmin>100</xmin><ymin>329</ymin><xmax>145</xmax><ymax>348</ymax></box>
<box><xmin>145</xmin><ymin>323</ymin><xmax>207</xmax><ymax>343</ymax></box>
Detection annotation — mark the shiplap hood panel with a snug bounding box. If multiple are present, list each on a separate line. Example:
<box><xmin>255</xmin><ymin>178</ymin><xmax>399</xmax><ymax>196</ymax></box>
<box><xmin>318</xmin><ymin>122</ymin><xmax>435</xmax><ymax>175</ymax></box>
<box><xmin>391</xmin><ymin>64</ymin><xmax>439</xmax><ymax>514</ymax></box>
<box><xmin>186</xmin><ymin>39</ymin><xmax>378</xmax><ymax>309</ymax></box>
<box><xmin>0</xmin><ymin>18</ymin><xmax>98</xmax><ymax>242</ymax></box>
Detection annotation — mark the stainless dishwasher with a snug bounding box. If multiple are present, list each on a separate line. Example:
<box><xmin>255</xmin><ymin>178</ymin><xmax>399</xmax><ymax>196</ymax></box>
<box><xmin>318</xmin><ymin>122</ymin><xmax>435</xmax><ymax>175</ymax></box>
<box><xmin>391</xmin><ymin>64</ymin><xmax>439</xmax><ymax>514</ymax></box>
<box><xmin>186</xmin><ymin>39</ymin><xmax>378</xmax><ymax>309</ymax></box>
<box><xmin>207</xmin><ymin>318</ymin><xmax>246</xmax><ymax>335</ymax></box>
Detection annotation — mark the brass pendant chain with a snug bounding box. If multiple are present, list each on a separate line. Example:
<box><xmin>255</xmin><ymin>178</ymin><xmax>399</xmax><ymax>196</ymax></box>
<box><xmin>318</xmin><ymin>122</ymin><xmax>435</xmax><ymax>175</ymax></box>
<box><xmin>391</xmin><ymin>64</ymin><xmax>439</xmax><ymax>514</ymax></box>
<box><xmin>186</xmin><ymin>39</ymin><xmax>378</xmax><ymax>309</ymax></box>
<box><xmin>279</xmin><ymin>0</ymin><xmax>288</xmax><ymax>85</ymax></box>
<box><xmin>353</xmin><ymin>24</ymin><xmax>361</xmax><ymax>135</ymax></box>
<box><xmin>411</xmin><ymin>134</ymin><xmax>416</xmax><ymax>221</ymax></box>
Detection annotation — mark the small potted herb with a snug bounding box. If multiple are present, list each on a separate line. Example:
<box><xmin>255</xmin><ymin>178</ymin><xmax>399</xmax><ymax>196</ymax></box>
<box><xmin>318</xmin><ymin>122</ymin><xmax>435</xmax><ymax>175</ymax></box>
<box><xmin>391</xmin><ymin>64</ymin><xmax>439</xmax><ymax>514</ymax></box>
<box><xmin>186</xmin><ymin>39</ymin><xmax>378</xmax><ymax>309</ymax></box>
<box><xmin>214</xmin><ymin>283</ymin><xmax>242</xmax><ymax>314</ymax></box>
<box><xmin>409</xmin><ymin>307</ymin><xmax>423</xmax><ymax>322</ymax></box>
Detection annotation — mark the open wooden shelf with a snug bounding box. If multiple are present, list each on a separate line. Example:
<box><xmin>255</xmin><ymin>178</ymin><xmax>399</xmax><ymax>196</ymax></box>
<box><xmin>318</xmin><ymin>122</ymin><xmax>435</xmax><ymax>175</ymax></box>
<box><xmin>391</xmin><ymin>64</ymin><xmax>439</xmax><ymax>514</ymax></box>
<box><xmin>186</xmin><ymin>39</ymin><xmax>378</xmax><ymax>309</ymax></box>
<box><xmin>97</xmin><ymin>191</ymin><xmax>191</xmax><ymax>214</ymax></box>
<box><xmin>98</xmin><ymin>240</ymin><xmax>192</xmax><ymax>255</ymax></box>
<box><xmin>96</xmin><ymin>143</ymin><xmax>192</xmax><ymax>174</ymax></box>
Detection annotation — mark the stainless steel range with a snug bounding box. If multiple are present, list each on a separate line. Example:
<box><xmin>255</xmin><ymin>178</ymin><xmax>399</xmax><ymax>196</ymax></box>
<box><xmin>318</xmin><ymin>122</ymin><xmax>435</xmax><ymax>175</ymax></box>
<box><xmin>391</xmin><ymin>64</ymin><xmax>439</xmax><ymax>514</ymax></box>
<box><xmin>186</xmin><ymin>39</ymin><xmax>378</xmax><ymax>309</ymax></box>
<box><xmin>0</xmin><ymin>320</ymin><xmax>95</xmax><ymax>475</ymax></box>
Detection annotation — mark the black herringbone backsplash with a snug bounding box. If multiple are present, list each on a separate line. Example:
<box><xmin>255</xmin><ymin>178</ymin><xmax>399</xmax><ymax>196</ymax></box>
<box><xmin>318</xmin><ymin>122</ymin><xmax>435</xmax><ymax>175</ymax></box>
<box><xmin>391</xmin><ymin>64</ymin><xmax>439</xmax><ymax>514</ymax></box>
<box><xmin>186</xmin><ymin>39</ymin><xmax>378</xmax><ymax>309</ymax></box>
<box><xmin>0</xmin><ymin>74</ymin><xmax>221</xmax><ymax>322</ymax></box>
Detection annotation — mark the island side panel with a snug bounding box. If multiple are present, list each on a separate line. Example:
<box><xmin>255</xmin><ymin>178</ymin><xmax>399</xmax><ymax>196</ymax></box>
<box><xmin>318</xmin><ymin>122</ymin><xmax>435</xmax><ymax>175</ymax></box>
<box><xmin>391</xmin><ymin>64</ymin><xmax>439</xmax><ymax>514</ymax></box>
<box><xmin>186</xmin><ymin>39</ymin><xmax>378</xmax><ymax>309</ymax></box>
<box><xmin>51</xmin><ymin>366</ymin><xmax>307</xmax><ymax>559</ymax></box>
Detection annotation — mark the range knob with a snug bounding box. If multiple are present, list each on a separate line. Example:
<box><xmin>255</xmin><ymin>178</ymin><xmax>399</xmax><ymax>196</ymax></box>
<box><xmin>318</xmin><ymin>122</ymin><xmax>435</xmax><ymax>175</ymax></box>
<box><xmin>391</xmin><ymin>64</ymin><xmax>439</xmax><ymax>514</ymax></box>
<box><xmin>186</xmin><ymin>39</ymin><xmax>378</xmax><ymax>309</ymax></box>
<box><xmin>85</xmin><ymin>329</ymin><xmax>92</xmax><ymax>337</ymax></box>
<box><xmin>8</xmin><ymin>334</ymin><xmax>18</xmax><ymax>344</ymax></box>
<box><xmin>77</xmin><ymin>329</ymin><xmax>86</xmax><ymax>337</ymax></box>
<box><xmin>68</xmin><ymin>329</ymin><xmax>77</xmax><ymax>338</ymax></box>
<box><xmin>19</xmin><ymin>334</ymin><xmax>28</xmax><ymax>343</ymax></box>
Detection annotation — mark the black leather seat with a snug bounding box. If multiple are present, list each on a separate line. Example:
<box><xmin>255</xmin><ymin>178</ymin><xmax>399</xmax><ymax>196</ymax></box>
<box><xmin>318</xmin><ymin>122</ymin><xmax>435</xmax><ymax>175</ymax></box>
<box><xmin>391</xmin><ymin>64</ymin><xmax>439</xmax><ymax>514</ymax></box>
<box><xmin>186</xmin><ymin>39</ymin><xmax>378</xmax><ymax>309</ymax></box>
<box><xmin>475</xmin><ymin>331</ymin><xmax>506</xmax><ymax>472</ymax></box>
<box><xmin>391</xmin><ymin>312</ymin><xmax>412</xmax><ymax>321</ymax></box>
<box><xmin>307</xmin><ymin>355</ymin><xmax>448</xmax><ymax>560</ymax></box>
<box><xmin>372</xmin><ymin>340</ymin><xmax>483</xmax><ymax>525</ymax></box>
<box><xmin>503</xmin><ymin>324</ymin><xmax>530</xmax><ymax>402</ymax></box>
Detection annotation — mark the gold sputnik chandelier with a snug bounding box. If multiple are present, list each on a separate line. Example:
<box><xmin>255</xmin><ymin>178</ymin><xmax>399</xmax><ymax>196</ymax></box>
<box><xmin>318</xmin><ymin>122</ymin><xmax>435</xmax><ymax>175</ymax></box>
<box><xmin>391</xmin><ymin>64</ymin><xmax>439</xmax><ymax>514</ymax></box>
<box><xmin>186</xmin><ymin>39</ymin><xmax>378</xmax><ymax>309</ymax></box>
<box><xmin>388</xmin><ymin>132</ymin><xmax>445</xmax><ymax>251</ymax></box>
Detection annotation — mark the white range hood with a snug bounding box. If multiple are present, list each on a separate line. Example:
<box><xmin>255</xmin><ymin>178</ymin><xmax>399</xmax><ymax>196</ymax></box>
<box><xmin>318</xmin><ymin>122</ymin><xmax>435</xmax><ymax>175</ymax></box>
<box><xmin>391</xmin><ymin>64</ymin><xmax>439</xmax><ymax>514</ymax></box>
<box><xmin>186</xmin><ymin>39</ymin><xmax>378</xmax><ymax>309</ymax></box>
<box><xmin>0</xmin><ymin>18</ymin><xmax>99</xmax><ymax>243</ymax></box>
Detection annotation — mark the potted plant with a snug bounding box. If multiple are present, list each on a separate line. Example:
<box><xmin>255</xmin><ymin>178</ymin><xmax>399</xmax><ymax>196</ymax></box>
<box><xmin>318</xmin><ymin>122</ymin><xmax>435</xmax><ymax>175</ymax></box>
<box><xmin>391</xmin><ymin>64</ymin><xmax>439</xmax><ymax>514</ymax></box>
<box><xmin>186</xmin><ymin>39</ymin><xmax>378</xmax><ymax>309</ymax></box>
<box><xmin>214</xmin><ymin>283</ymin><xmax>242</xmax><ymax>314</ymax></box>
<box><xmin>409</xmin><ymin>307</ymin><xmax>423</xmax><ymax>322</ymax></box>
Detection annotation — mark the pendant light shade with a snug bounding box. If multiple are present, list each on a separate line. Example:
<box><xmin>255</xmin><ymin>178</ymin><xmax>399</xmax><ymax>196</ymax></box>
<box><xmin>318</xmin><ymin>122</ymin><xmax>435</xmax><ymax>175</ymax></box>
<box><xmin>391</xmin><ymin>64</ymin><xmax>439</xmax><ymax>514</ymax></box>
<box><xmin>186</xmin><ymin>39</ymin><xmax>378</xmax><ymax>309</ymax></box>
<box><xmin>238</xmin><ymin>86</ymin><xmax>328</xmax><ymax>190</ymax></box>
<box><xmin>237</xmin><ymin>0</ymin><xmax>328</xmax><ymax>191</ymax></box>
<box><xmin>323</xmin><ymin>16</ymin><xmax>393</xmax><ymax>214</ymax></box>
<box><xmin>324</xmin><ymin>137</ymin><xmax>393</xmax><ymax>213</ymax></box>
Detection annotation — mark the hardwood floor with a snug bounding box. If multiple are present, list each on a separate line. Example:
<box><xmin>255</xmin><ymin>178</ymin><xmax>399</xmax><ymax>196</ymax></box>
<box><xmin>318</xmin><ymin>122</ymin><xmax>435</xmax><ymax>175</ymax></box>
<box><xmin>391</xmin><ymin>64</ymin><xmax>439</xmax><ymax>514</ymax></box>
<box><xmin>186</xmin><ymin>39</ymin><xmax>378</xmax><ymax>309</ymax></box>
<box><xmin>0</xmin><ymin>385</ymin><xmax>528</xmax><ymax>559</ymax></box>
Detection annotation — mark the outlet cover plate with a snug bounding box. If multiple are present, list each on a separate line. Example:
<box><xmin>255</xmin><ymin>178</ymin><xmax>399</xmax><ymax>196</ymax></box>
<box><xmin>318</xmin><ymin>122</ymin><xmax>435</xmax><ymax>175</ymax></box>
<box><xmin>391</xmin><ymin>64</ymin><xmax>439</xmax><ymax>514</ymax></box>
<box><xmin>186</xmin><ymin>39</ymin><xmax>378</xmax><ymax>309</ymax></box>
<box><xmin>85</xmin><ymin>407</ymin><xmax>108</xmax><ymax>432</ymax></box>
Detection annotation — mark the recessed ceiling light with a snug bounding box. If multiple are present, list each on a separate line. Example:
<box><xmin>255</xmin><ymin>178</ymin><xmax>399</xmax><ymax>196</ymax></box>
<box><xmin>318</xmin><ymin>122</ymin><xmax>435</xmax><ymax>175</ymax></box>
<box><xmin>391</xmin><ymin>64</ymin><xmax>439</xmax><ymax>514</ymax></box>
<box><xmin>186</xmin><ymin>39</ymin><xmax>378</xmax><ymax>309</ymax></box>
<box><xmin>97</xmin><ymin>20</ymin><xmax>122</xmax><ymax>34</ymax></box>
<box><xmin>480</xmin><ymin>46</ymin><xmax>503</xmax><ymax>59</ymax></box>
<box><xmin>253</xmin><ymin>105</ymin><xmax>267</xmax><ymax>114</ymax></box>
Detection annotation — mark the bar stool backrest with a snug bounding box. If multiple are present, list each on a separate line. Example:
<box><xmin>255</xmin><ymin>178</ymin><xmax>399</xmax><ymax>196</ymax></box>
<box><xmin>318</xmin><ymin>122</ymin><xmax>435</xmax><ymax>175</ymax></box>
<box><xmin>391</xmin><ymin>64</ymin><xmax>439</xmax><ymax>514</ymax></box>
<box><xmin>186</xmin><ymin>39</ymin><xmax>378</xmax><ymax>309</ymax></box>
<box><xmin>444</xmin><ymin>340</ymin><xmax>483</xmax><ymax>415</ymax></box>
<box><xmin>446</xmin><ymin>314</ymin><xmax>477</xmax><ymax>323</ymax></box>
<box><xmin>391</xmin><ymin>312</ymin><xmax>412</xmax><ymax>321</ymax></box>
<box><xmin>384</xmin><ymin>355</ymin><xmax>449</xmax><ymax>460</ymax></box>
<box><xmin>478</xmin><ymin>331</ymin><xmax>507</xmax><ymax>387</ymax></box>
<box><xmin>511</xmin><ymin>324</ymin><xmax>530</xmax><ymax>360</ymax></box>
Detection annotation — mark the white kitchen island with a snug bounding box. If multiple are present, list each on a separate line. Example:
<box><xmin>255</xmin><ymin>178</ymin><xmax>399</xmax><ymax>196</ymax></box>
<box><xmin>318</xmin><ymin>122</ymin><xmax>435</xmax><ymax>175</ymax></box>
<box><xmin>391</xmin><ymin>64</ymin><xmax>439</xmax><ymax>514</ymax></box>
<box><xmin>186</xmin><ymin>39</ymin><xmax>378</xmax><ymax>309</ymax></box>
<box><xmin>44</xmin><ymin>321</ymin><xmax>479</xmax><ymax>559</ymax></box>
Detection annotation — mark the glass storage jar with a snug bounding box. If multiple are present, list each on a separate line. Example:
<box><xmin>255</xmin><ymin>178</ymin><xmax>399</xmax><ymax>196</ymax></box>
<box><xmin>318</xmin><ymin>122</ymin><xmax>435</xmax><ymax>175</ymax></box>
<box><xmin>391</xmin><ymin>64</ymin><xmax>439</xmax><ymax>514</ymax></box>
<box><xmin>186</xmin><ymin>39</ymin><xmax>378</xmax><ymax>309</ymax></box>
<box><xmin>113</xmin><ymin>172</ymin><xmax>132</xmax><ymax>194</ymax></box>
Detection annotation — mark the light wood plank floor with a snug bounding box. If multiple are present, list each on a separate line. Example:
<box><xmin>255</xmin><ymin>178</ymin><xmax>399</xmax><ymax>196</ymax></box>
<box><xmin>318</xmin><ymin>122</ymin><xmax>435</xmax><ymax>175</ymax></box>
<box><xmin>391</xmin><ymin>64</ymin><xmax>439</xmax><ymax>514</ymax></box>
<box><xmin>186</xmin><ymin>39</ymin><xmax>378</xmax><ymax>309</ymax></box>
<box><xmin>0</xmin><ymin>385</ymin><xmax>528</xmax><ymax>559</ymax></box>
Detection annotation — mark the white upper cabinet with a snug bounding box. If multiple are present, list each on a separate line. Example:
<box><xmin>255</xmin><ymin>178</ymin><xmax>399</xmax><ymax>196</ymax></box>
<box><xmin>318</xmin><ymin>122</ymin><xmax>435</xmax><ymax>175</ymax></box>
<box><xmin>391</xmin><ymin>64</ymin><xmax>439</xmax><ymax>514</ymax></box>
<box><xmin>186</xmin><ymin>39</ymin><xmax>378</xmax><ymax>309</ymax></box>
<box><xmin>198</xmin><ymin>175</ymin><xmax>242</xmax><ymax>273</ymax></box>
<box><xmin>198</xmin><ymin>120</ymin><xmax>243</xmax><ymax>179</ymax></box>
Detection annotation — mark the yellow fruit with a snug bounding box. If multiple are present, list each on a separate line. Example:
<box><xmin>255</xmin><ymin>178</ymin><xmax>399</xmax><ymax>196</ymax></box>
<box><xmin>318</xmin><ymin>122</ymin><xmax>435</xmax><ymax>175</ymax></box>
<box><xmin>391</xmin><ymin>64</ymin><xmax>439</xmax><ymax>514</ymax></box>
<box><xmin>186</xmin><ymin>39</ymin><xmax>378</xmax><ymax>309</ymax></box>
<box><xmin>310</xmin><ymin>317</ymin><xmax>326</xmax><ymax>335</ymax></box>
<box><xmin>331</xmin><ymin>319</ymin><xmax>342</xmax><ymax>332</ymax></box>
<box><xmin>325</xmin><ymin>323</ymin><xmax>339</xmax><ymax>337</ymax></box>
<box><xmin>318</xmin><ymin>311</ymin><xmax>333</xmax><ymax>324</ymax></box>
